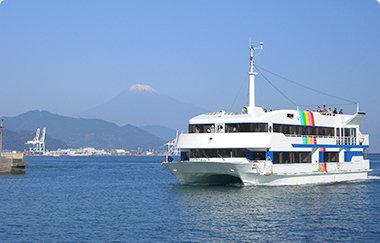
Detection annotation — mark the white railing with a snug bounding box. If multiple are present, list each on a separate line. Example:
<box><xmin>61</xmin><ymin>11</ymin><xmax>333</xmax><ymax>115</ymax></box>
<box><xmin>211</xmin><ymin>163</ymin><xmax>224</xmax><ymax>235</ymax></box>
<box><xmin>164</xmin><ymin>130</ymin><xmax>181</xmax><ymax>162</ymax></box>
<box><xmin>336</xmin><ymin>137</ymin><xmax>357</xmax><ymax>145</ymax></box>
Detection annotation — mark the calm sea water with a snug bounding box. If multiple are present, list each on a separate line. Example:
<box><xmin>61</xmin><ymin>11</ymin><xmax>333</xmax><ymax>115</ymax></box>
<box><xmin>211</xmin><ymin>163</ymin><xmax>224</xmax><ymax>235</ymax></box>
<box><xmin>0</xmin><ymin>155</ymin><xmax>380</xmax><ymax>242</ymax></box>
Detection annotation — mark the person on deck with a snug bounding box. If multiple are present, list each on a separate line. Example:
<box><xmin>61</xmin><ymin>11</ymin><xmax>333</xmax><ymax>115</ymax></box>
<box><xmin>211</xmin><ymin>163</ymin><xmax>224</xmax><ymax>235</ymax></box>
<box><xmin>323</xmin><ymin>105</ymin><xmax>328</xmax><ymax>113</ymax></box>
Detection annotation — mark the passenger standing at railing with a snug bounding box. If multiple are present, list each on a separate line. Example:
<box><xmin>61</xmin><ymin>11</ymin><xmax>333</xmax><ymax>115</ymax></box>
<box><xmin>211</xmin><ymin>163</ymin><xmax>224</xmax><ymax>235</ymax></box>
<box><xmin>333</xmin><ymin>108</ymin><xmax>337</xmax><ymax>114</ymax></box>
<box><xmin>323</xmin><ymin>105</ymin><xmax>328</xmax><ymax>113</ymax></box>
<box><xmin>317</xmin><ymin>106</ymin><xmax>321</xmax><ymax>112</ymax></box>
<box><xmin>339</xmin><ymin>109</ymin><xmax>343</xmax><ymax>114</ymax></box>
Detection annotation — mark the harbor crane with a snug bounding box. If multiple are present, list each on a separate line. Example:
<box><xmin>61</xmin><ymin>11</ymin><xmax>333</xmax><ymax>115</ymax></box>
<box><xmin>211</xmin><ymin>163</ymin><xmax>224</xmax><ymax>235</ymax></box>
<box><xmin>25</xmin><ymin>128</ymin><xmax>46</xmax><ymax>154</ymax></box>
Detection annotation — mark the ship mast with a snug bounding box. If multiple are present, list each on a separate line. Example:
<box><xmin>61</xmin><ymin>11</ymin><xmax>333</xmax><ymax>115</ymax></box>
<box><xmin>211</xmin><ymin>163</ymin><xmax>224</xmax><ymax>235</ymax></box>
<box><xmin>248</xmin><ymin>41</ymin><xmax>263</xmax><ymax>114</ymax></box>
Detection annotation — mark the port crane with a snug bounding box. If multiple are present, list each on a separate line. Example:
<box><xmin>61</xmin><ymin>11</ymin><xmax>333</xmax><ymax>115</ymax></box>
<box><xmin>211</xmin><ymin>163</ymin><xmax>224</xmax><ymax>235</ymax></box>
<box><xmin>25</xmin><ymin>128</ymin><xmax>46</xmax><ymax>154</ymax></box>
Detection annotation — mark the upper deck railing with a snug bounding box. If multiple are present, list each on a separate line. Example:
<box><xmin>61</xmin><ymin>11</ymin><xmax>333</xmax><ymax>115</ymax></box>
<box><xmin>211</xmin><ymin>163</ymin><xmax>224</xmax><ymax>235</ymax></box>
<box><xmin>336</xmin><ymin>137</ymin><xmax>357</xmax><ymax>145</ymax></box>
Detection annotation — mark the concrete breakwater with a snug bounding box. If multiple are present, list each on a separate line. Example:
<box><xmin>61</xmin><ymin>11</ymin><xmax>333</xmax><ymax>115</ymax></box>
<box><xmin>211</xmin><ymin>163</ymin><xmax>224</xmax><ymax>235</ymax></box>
<box><xmin>0</xmin><ymin>153</ymin><xmax>27</xmax><ymax>174</ymax></box>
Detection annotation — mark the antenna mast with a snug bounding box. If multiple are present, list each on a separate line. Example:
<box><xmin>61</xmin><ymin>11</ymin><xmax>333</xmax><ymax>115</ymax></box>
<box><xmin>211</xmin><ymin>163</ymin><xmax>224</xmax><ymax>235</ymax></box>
<box><xmin>248</xmin><ymin>40</ymin><xmax>264</xmax><ymax>114</ymax></box>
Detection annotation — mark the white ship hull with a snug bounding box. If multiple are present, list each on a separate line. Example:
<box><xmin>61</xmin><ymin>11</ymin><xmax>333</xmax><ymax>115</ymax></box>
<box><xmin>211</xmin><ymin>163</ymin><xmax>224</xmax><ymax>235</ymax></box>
<box><xmin>162</xmin><ymin>44</ymin><xmax>371</xmax><ymax>187</ymax></box>
<box><xmin>163</xmin><ymin>160</ymin><xmax>370</xmax><ymax>186</ymax></box>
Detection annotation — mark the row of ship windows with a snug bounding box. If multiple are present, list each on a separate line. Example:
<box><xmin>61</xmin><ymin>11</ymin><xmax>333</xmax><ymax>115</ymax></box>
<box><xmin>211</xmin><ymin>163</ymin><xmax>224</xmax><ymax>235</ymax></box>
<box><xmin>189</xmin><ymin>123</ymin><xmax>356</xmax><ymax>137</ymax></box>
<box><xmin>181</xmin><ymin>149</ymin><xmax>343</xmax><ymax>164</ymax></box>
<box><xmin>274</xmin><ymin>124</ymin><xmax>334</xmax><ymax>137</ymax></box>
<box><xmin>189</xmin><ymin>123</ymin><xmax>268</xmax><ymax>133</ymax></box>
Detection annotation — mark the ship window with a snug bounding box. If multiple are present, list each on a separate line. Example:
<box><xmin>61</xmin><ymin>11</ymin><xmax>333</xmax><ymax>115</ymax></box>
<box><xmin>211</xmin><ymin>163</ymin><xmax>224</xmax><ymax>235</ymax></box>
<box><xmin>273</xmin><ymin>124</ymin><xmax>335</xmax><ymax>137</ymax></box>
<box><xmin>189</xmin><ymin>149</ymin><xmax>247</xmax><ymax>158</ymax></box>
<box><xmin>273</xmin><ymin>124</ymin><xmax>281</xmax><ymax>133</ymax></box>
<box><xmin>299</xmin><ymin>153</ymin><xmax>310</xmax><ymax>163</ymax></box>
<box><xmin>225</xmin><ymin>123</ymin><xmax>268</xmax><ymax>133</ymax></box>
<box><xmin>180</xmin><ymin>152</ymin><xmax>189</xmax><ymax>161</ymax></box>
<box><xmin>252</xmin><ymin>151</ymin><xmax>266</xmax><ymax>160</ymax></box>
<box><xmin>344</xmin><ymin>128</ymin><xmax>351</xmax><ymax>137</ymax></box>
<box><xmin>283</xmin><ymin>125</ymin><xmax>289</xmax><ymax>134</ymax></box>
<box><xmin>238</xmin><ymin>123</ymin><xmax>251</xmax><ymax>132</ymax></box>
<box><xmin>306</xmin><ymin>126</ymin><xmax>313</xmax><ymax>136</ymax></box>
<box><xmin>282</xmin><ymin>152</ymin><xmax>290</xmax><ymax>163</ymax></box>
<box><xmin>289</xmin><ymin>125</ymin><xmax>297</xmax><ymax>135</ymax></box>
<box><xmin>273</xmin><ymin>152</ymin><xmax>311</xmax><ymax>164</ymax></box>
<box><xmin>225</xmin><ymin>123</ymin><xmax>238</xmax><ymax>133</ymax></box>
<box><xmin>324</xmin><ymin>152</ymin><xmax>339</xmax><ymax>162</ymax></box>
<box><xmin>296</xmin><ymin>126</ymin><xmax>303</xmax><ymax>136</ymax></box>
<box><xmin>189</xmin><ymin>124</ymin><xmax>214</xmax><ymax>133</ymax></box>
<box><xmin>315</xmin><ymin>127</ymin><xmax>322</xmax><ymax>136</ymax></box>
<box><xmin>325</xmin><ymin>127</ymin><xmax>334</xmax><ymax>137</ymax></box>
<box><xmin>254</xmin><ymin>123</ymin><xmax>268</xmax><ymax>132</ymax></box>
<box><xmin>290</xmin><ymin>125</ymin><xmax>295</xmax><ymax>134</ymax></box>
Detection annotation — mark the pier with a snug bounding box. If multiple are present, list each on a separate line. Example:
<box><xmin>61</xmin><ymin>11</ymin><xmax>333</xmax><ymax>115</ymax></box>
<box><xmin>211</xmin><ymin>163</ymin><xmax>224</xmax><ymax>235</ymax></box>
<box><xmin>0</xmin><ymin>153</ymin><xmax>27</xmax><ymax>174</ymax></box>
<box><xmin>0</xmin><ymin>120</ymin><xmax>27</xmax><ymax>174</ymax></box>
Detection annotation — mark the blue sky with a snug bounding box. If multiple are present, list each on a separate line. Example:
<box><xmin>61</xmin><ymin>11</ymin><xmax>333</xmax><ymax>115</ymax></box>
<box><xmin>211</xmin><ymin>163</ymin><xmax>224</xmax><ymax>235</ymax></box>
<box><xmin>0</xmin><ymin>0</ymin><xmax>380</xmax><ymax>150</ymax></box>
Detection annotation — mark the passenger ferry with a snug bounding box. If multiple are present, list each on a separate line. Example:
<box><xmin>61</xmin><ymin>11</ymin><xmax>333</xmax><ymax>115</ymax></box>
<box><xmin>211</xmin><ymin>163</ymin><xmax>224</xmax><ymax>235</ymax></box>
<box><xmin>162</xmin><ymin>43</ymin><xmax>370</xmax><ymax>186</ymax></box>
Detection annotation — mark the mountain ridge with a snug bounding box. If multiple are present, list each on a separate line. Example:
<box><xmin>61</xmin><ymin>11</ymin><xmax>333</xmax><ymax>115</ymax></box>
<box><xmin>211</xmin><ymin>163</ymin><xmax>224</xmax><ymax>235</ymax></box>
<box><xmin>2</xmin><ymin>110</ymin><xmax>165</xmax><ymax>150</ymax></box>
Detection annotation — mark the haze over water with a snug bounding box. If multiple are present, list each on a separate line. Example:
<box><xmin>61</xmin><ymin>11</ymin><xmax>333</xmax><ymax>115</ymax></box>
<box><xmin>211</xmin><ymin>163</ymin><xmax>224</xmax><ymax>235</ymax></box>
<box><xmin>0</xmin><ymin>155</ymin><xmax>379</xmax><ymax>242</ymax></box>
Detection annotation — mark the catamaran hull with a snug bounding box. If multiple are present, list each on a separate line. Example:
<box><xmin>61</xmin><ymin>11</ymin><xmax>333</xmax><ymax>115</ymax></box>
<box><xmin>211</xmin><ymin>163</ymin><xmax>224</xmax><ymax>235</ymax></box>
<box><xmin>162</xmin><ymin>161</ymin><xmax>370</xmax><ymax>186</ymax></box>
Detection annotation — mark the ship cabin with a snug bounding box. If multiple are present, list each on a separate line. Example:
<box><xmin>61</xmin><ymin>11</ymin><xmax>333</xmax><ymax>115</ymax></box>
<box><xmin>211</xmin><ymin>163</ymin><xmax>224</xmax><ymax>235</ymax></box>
<box><xmin>177</xmin><ymin>108</ymin><xmax>369</xmax><ymax>165</ymax></box>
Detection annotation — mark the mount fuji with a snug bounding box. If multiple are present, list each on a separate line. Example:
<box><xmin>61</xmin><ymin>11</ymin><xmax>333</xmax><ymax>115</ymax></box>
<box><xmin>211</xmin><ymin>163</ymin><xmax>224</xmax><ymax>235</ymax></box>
<box><xmin>78</xmin><ymin>84</ymin><xmax>207</xmax><ymax>131</ymax></box>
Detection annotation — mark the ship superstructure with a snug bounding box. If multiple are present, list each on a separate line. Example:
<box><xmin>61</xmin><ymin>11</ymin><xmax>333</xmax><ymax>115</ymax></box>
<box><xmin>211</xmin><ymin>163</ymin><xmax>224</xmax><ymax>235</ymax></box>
<box><xmin>162</xmin><ymin>43</ymin><xmax>370</xmax><ymax>186</ymax></box>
